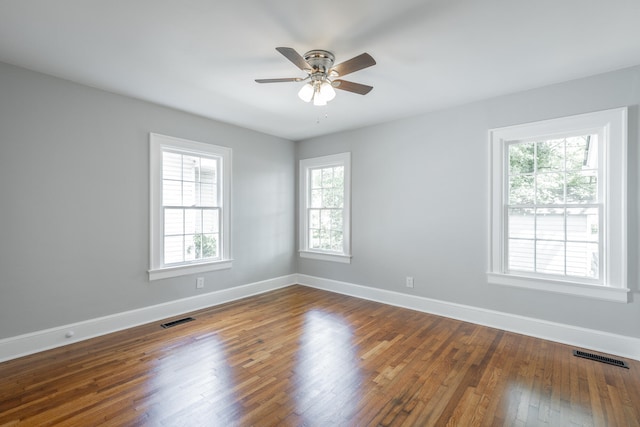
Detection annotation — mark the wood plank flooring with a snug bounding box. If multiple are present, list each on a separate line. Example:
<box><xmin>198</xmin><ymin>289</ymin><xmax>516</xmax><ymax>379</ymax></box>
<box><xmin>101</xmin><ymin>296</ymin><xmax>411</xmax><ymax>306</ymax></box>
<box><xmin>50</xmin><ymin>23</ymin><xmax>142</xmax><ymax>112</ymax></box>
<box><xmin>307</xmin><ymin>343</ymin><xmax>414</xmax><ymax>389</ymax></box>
<box><xmin>1</xmin><ymin>285</ymin><xmax>639</xmax><ymax>426</ymax></box>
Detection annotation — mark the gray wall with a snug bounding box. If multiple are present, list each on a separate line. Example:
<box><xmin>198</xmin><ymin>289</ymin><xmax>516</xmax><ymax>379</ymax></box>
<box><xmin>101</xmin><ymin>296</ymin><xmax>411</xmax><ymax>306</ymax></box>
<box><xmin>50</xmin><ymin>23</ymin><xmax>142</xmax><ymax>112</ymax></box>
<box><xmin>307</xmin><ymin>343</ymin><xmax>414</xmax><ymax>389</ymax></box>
<box><xmin>0</xmin><ymin>62</ymin><xmax>296</xmax><ymax>338</ymax></box>
<box><xmin>297</xmin><ymin>65</ymin><xmax>640</xmax><ymax>338</ymax></box>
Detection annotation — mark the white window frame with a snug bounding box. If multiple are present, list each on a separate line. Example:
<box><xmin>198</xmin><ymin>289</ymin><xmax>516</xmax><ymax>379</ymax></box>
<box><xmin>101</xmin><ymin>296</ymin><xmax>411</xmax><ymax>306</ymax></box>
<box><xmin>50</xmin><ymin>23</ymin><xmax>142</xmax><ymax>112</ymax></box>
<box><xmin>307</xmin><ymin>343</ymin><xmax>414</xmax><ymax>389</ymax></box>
<box><xmin>299</xmin><ymin>152</ymin><xmax>352</xmax><ymax>263</ymax></box>
<box><xmin>149</xmin><ymin>133</ymin><xmax>232</xmax><ymax>280</ymax></box>
<box><xmin>488</xmin><ymin>108</ymin><xmax>628</xmax><ymax>303</ymax></box>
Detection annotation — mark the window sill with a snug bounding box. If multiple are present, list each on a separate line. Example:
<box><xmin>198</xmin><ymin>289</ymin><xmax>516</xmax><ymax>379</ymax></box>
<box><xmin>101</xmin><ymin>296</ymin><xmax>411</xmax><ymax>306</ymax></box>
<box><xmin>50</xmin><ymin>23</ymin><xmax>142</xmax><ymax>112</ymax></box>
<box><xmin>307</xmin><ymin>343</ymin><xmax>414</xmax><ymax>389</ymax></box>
<box><xmin>149</xmin><ymin>259</ymin><xmax>233</xmax><ymax>281</ymax></box>
<box><xmin>487</xmin><ymin>272</ymin><xmax>629</xmax><ymax>303</ymax></box>
<box><xmin>299</xmin><ymin>250</ymin><xmax>351</xmax><ymax>264</ymax></box>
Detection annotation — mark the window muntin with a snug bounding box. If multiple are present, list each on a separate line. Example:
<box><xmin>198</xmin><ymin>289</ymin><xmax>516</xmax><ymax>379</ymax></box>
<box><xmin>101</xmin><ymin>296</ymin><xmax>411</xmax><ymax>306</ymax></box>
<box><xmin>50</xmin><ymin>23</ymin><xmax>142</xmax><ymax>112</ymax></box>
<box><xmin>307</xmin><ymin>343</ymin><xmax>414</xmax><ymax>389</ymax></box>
<box><xmin>299</xmin><ymin>153</ymin><xmax>351</xmax><ymax>263</ymax></box>
<box><xmin>149</xmin><ymin>133</ymin><xmax>231</xmax><ymax>280</ymax></box>
<box><xmin>506</xmin><ymin>134</ymin><xmax>601</xmax><ymax>281</ymax></box>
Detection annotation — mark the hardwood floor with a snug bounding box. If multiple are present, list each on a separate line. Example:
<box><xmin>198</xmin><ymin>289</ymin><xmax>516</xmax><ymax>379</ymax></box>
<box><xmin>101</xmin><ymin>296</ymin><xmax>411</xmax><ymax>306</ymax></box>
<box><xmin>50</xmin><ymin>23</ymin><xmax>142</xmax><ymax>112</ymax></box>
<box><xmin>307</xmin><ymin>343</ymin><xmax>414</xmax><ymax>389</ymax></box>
<box><xmin>1</xmin><ymin>285</ymin><xmax>639</xmax><ymax>426</ymax></box>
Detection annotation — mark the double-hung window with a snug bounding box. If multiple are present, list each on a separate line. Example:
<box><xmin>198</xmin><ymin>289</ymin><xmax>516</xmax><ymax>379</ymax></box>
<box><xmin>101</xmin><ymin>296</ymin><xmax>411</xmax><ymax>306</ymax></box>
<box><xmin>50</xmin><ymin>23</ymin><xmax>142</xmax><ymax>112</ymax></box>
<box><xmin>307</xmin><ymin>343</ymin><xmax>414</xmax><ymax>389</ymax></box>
<box><xmin>149</xmin><ymin>133</ymin><xmax>232</xmax><ymax>280</ymax></box>
<box><xmin>299</xmin><ymin>153</ymin><xmax>351</xmax><ymax>263</ymax></box>
<box><xmin>488</xmin><ymin>108</ymin><xmax>628</xmax><ymax>302</ymax></box>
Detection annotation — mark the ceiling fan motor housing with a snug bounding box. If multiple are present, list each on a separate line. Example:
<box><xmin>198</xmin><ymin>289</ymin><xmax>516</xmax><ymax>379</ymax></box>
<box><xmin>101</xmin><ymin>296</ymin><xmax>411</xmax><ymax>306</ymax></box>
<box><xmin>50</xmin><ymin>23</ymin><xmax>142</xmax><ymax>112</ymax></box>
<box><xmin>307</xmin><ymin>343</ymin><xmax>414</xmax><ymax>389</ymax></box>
<box><xmin>304</xmin><ymin>50</ymin><xmax>336</xmax><ymax>81</ymax></box>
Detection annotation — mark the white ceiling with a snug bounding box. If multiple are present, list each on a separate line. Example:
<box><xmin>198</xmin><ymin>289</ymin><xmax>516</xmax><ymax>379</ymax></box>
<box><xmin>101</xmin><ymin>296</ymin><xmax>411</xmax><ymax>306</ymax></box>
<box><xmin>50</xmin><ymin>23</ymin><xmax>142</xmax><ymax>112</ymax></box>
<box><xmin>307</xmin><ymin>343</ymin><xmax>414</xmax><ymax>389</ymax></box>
<box><xmin>1</xmin><ymin>0</ymin><xmax>640</xmax><ymax>141</ymax></box>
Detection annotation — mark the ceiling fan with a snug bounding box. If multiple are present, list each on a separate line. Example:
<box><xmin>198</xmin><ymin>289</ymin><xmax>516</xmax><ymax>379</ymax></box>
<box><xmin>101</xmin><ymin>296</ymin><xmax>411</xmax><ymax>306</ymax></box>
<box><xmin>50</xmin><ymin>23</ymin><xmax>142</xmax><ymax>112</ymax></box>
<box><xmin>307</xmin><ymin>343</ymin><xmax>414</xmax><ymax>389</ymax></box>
<box><xmin>255</xmin><ymin>47</ymin><xmax>376</xmax><ymax>106</ymax></box>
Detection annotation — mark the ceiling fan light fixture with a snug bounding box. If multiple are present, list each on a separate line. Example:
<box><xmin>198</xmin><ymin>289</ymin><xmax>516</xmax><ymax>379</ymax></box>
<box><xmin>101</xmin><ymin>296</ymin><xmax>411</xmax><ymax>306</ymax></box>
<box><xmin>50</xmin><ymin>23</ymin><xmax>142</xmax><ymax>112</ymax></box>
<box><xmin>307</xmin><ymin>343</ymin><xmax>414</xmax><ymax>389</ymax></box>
<box><xmin>298</xmin><ymin>83</ymin><xmax>314</xmax><ymax>102</ymax></box>
<box><xmin>319</xmin><ymin>81</ymin><xmax>336</xmax><ymax>102</ymax></box>
<box><xmin>313</xmin><ymin>91</ymin><xmax>327</xmax><ymax>106</ymax></box>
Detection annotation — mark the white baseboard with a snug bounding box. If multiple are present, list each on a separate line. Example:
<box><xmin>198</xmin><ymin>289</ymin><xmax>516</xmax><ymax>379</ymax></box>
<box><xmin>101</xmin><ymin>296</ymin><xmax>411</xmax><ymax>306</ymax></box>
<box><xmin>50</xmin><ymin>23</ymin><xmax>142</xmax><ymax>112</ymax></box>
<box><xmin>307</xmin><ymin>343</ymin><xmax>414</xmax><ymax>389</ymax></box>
<box><xmin>0</xmin><ymin>274</ymin><xmax>296</xmax><ymax>363</ymax></box>
<box><xmin>297</xmin><ymin>274</ymin><xmax>640</xmax><ymax>361</ymax></box>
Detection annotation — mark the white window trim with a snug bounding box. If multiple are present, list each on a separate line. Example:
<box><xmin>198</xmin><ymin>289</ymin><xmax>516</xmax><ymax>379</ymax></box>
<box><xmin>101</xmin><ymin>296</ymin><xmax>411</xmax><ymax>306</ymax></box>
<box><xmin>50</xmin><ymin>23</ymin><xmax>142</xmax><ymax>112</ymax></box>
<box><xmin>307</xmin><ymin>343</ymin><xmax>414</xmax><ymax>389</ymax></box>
<box><xmin>488</xmin><ymin>108</ymin><xmax>628</xmax><ymax>303</ymax></box>
<box><xmin>299</xmin><ymin>251</ymin><xmax>352</xmax><ymax>263</ymax></box>
<box><xmin>149</xmin><ymin>133</ymin><xmax>232</xmax><ymax>280</ymax></box>
<box><xmin>299</xmin><ymin>152</ymin><xmax>352</xmax><ymax>263</ymax></box>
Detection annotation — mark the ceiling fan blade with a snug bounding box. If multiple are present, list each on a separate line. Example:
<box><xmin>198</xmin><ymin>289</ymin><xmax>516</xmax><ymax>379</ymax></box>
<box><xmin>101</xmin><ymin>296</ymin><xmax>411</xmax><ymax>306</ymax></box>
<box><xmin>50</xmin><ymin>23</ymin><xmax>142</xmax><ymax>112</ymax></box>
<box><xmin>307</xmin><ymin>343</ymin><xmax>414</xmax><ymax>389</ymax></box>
<box><xmin>332</xmin><ymin>80</ymin><xmax>373</xmax><ymax>95</ymax></box>
<box><xmin>331</xmin><ymin>53</ymin><xmax>376</xmax><ymax>77</ymax></box>
<box><xmin>255</xmin><ymin>78</ymin><xmax>303</xmax><ymax>83</ymax></box>
<box><xmin>275</xmin><ymin>47</ymin><xmax>311</xmax><ymax>71</ymax></box>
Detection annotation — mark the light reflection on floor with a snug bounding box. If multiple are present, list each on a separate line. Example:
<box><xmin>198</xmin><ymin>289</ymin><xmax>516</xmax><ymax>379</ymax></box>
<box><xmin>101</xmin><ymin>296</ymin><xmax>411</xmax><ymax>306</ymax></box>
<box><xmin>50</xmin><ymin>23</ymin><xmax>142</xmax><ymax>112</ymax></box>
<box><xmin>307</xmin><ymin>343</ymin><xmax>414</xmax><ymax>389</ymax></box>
<box><xmin>504</xmin><ymin>379</ymin><xmax>592</xmax><ymax>425</ymax></box>
<box><xmin>293</xmin><ymin>309</ymin><xmax>362</xmax><ymax>423</ymax></box>
<box><xmin>144</xmin><ymin>335</ymin><xmax>240</xmax><ymax>424</ymax></box>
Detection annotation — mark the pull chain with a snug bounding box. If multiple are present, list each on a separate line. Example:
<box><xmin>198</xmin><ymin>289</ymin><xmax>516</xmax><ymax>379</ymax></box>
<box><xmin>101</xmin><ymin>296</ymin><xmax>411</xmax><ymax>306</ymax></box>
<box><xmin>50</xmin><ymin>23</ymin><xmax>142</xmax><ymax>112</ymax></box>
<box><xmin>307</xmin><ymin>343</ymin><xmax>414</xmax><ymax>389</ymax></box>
<box><xmin>316</xmin><ymin>112</ymin><xmax>329</xmax><ymax>125</ymax></box>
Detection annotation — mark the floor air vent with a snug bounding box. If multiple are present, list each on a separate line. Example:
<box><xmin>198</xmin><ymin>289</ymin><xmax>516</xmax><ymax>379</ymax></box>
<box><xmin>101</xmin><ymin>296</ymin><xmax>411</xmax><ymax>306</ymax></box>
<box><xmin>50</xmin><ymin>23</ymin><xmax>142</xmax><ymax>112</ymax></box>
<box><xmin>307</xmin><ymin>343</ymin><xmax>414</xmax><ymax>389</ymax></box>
<box><xmin>573</xmin><ymin>350</ymin><xmax>629</xmax><ymax>369</ymax></box>
<box><xmin>161</xmin><ymin>317</ymin><xmax>195</xmax><ymax>329</ymax></box>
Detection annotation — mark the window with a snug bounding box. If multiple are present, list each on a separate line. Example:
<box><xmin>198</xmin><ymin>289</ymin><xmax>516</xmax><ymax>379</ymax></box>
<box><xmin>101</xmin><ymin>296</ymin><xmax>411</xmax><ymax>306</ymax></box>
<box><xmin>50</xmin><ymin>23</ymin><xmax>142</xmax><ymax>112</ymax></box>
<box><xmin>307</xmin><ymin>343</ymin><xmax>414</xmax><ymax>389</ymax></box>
<box><xmin>299</xmin><ymin>153</ymin><xmax>351</xmax><ymax>263</ymax></box>
<box><xmin>149</xmin><ymin>133</ymin><xmax>231</xmax><ymax>280</ymax></box>
<box><xmin>488</xmin><ymin>108</ymin><xmax>628</xmax><ymax>302</ymax></box>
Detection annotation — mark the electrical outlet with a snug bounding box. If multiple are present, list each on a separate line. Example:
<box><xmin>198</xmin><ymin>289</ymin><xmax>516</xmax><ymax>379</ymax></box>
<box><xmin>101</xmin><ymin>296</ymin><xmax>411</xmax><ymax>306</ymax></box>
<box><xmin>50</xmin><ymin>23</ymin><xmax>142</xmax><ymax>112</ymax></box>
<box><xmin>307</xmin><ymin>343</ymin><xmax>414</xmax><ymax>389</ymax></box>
<box><xmin>196</xmin><ymin>277</ymin><xmax>205</xmax><ymax>289</ymax></box>
<box><xmin>406</xmin><ymin>276</ymin><xmax>414</xmax><ymax>288</ymax></box>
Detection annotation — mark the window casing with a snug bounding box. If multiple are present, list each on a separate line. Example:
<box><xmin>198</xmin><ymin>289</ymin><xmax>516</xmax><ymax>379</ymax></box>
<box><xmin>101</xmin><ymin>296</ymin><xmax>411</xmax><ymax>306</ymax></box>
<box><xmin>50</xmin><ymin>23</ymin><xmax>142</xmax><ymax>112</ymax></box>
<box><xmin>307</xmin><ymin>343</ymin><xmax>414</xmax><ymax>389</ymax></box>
<box><xmin>488</xmin><ymin>108</ymin><xmax>628</xmax><ymax>302</ymax></box>
<box><xmin>299</xmin><ymin>153</ymin><xmax>351</xmax><ymax>263</ymax></box>
<box><xmin>149</xmin><ymin>133</ymin><xmax>231</xmax><ymax>280</ymax></box>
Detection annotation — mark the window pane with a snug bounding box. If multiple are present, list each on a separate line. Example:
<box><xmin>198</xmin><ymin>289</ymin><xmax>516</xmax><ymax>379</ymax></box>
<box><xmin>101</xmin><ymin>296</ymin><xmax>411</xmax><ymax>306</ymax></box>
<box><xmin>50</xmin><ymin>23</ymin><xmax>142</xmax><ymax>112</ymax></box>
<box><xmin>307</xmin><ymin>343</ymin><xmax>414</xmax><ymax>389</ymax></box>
<box><xmin>536</xmin><ymin>208</ymin><xmax>564</xmax><ymax>241</ymax></box>
<box><xmin>182</xmin><ymin>155</ymin><xmax>199</xmax><ymax>182</ymax></box>
<box><xmin>566</xmin><ymin>171</ymin><xmax>597</xmax><ymax>204</ymax></box>
<box><xmin>321</xmin><ymin>168</ymin><xmax>334</xmax><ymax>187</ymax></box>
<box><xmin>164</xmin><ymin>235</ymin><xmax>183</xmax><ymax>264</ymax></box>
<box><xmin>199</xmin><ymin>234</ymin><xmax>218</xmax><ymax>259</ymax></box>
<box><xmin>184</xmin><ymin>235</ymin><xmax>197</xmax><ymax>261</ymax></box>
<box><xmin>330</xmin><ymin>209</ymin><xmax>343</xmax><ymax>231</ymax></box>
<box><xmin>567</xmin><ymin>208</ymin><xmax>598</xmax><ymax>242</ymax></box>
<box><xmin>566</xmin><ymin>242</ymin><xmax>598</xmax><ymax>279</ymax></box>
<box><xmin>536</xmin><ymin>241</ymin><xmax>565</xmax><ymax>275</ymax></box>
<box><xmin>331</xmin><ymin>231</ymin><xmax>343</xmax><ymax>251</ymax></box>
<box><xmin>184</xmin><ymin>209</ymin><xmax>201</xmax><ymax>235</ymax></box>
<box><xmin>183</xmin><ymin>232</ymin><xmax>219</xmax><ymax>261</ymax></box>
<box><xmin>163</xmin><ymin>180</ymin><xmax>182</xmax><ymax>206</ymax></box>
<box><xmin>566</xmin><ymin>135</ymin><xmax>597</xmax><ymax>170</ymax></box>
<box><xmin>508</xmin><ymin>239</ymin><xmax>534</xmax><ymax>272</ymax></box>
<box><xmin>182</xmin><ymin>181</ymin><xmax>196</xmax><ymax>206</ymax></box>
<box><xmin>320</xmin><ymin>230</ymin><xmax>332</xmax><ymax>250</ymax></box>
<box><xmin>322</xmin><ymin>189</ymin><xmax>334</xmax><ymax>208</ymax></box>
<box><xmin>509</xmin><ymin>142</ymin><xmax>534</xmax><ymax>174</ymax></box>
<box><xmin>310</xmin><ymin>229</ymin><xmax>320</xmax><ymax>249</ymax></box>
<box><xmin>200</xmin><ymin>183</ymin><xmax>217</xmax><ymax>207</ymax></box>
<box><xmin>164</xmin><ymin>209</ymin><xmax>184</xmax><ymax>236</ymax></box>
<box><xmin>536</xmin><ymin>172</ymin><xmax>564</xmax><ymax>204</ymax></box>
<box><xmin>324</xmin><ymin>188</ymin><xmax>343</xmax><ymax>208</ymax></box>
<box><xmin>333</xmin><ymin>187</ymin><xmax>344</xmax><ymax>208</ymax></box>
<box><xmin>203</xmin><ymin>209</ymin><xmax>219</xmax><ymax>234</ymax></box>
<box><xmin>309</xmin><ymin>209</ymin><xmax>320</xmax><ymax>229</ymax></box>
<box><xmin>333</xmin><ymin>166</ymin><xmax>344</xmax><ymax>187</ymax></box>
<box><xmin>163</xmin><ymin>152</ymin><xmax>182</xmax><ymax>180</ymax></box>
<box><xmin>509</xmin><ymin>175</ymin><xmax>534</xmax><ymax>205</ymax></box>
<box><xmin>311</xmin><ymin>189</ymin><xmax>322</xmax><ymax>208</ymax></box>
<box><xmin>508</xmin><ymin>208</ymin><xmax>534</xmax><ymax>238</ymax></box>
<box><xmin>536</xmin><ymin>139</ymin><xmax>565</xmax><ymax>172</ymax></box>
<box><xmin>200</xmin><ymin>158</ymin><xmax>217</xmax><ymax>184</ymax></box>
<box><xmin>320</xmin><ymin>209</ymin><xmax>331</xmax><ymax>230</ymax></box>
<box><xmin>311</xmin><ymin>169</ymin><xmax>322</xmax><ymax>188</ymax></box>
